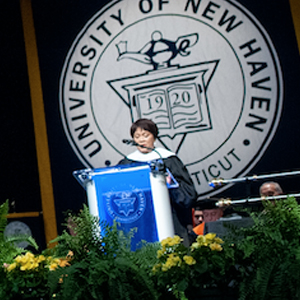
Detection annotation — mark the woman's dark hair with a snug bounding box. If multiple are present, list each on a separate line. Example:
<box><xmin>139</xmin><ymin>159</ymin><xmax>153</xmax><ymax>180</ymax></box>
<box><xmin>130</xmin><ymin>119</ymin><xmax>159</xmax><ymax>139</ymax></box>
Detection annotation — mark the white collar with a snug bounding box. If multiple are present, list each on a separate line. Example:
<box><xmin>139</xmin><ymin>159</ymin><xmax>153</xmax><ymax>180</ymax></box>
<box><xmin>127</xmin><ymin>147</ymin><xmax>175</xmax><ymax>162</ymax></box>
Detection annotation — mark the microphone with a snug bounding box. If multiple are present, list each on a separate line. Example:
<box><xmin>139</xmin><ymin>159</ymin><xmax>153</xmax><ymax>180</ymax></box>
<box><xmin>122</xmin><ymin>139</ymin><xmax>165</xmax><ymax>171</ymax></box>
<box><xmin>122</xmin><ymin>139</ymin><xmax>159</xmax><ymax>153</ymax></box>
<box><xmin>122</xmin><ymin>139</ymin><xmax>138</xmax><ymax>146</ymax></box>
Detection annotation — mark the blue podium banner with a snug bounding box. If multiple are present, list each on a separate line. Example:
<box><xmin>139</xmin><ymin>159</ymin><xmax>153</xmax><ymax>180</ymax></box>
<box><xmin>91</xmin><ymin>164</ymin><xmax>158</xmax><ymax>248</ymax></box>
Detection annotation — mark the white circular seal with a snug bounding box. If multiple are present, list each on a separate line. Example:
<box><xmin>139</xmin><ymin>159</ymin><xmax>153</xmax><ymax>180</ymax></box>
<box><xmin>105</xmin><ymin>189</ymin><xmax>146</xmax><ymax>223</ymax></box>
<box><xmin>4</xmin><ymin>221</ymin><xmax>32</xmax><ymax>248</ymax></box>
<box><xmin>60</xmin><ymin>0</ymin><xmax>283</xmax><ymax>199</ymax></box>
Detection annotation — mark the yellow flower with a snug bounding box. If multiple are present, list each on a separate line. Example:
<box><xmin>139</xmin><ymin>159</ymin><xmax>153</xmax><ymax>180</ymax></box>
<box><xmin>20</xmin><ymin>261</ymin><xmax>39</xmax><ymax>271</ymax></box>
<box><xmin>6</xmin><ymin>262</ymin><xmax>17</xmax><ymax>271</ymax></box>
<box><xmin>45</xmin><ymin>257</ymin><xmax>60</xmax><ymax>271</ymax></box>
<box><xmin>13</xmin><ymin>252</ymin><xmax>41</xmax><ymax>271</ymax></box>
<box><xmin>205</xmin><ymin>233</ymin><xmax>216</xmax><ymax>242</ymax></box>
<box><xmin>191</xmin><ymin>241</ymin><xmax>200</xmax><ymax>249</ymax></box>
<box><xmin>161</xmin><ymin>237</ymin><xmax>172</xmax><ymax>247</ymax></box>
<box><xmin>195</xmin><ymin>235</ymin><xmax>207</xmax><ymax>246</ymax></box>
<box><xmin>49</xmin><ymin>263</ymin><xmax>59</xmax><ymax>271</ymax></box>
<box><xmin>15</xmin><ymin>255</ymin><xmax>24</xmax><ymax>264</ymax></box>
<box><xmin>164</xmin><ymin>253</ymin><xmax>182</xmax><ymax>269</ymax></box>
<box><xmin>161</xmin><ymin>264</ymin><xmax>169</xmax><ymax>272</ymax></box>
<box><xmin>209</xmin><ymin>242</ymin><xmax>223</xmax><ymax>251</ymax></box>
<box><xmin>160</xmin><ymin>235</ymin><xmax>182</xmax><ymax>247</ymax></box>
<box><xmin>37</xmin><ymin>255</ymin><xmax>46</xmax><ymax>263</ymax></box>
<box><xmin>183</xmin><ymin>255</ymin><xmax>196</xmax><ymax>265</ymax></box>
<box><xmin>152</xmin><ymin>263</ymin><xmax>161</xmax><ymax>273</ymax></box>
<box><xmin>169</xmin><ymin>235</ymin><xmax>182</xmax><ymax>246</ymax></box>
<box><xmin>27</xmin><ymin>252</ymin><xmax>35</xmax><ymax>257</ymax></box>
<box><xmin>54</xmin><ymin>258</ymin><xmax>60</xmax><ymax>264</ymax></box>
<box><xmin>214</xmin><ymin>237</ymin><xmax>224</xmax><ymax>245</ymax></box>
<box><xmin>157</xmin><ymin>249</ymin><xmax>165</xmax><ymax>258</ymax></box>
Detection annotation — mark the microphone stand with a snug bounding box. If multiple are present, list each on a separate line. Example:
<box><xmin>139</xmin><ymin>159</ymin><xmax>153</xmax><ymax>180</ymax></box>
<box><xmin>216</xmin><ymin>193</ymin><xmax>300</xmax><ymax>207</ymax></box>
<box><xmin>206</xmin><ymin>169</ymin><xmax>300</xmax><ymax>208</ymax></box>
<box><xmin>209</xmin><ymin>170</ymin><xmax>300</xmax><ymax>188</ymax></box>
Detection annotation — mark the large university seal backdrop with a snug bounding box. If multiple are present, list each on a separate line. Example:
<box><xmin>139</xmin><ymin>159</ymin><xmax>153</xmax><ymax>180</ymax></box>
<box><xmin>60</xmin><ymin>0</ymin><xmax>283</xmax><ymax>199</ymax></box>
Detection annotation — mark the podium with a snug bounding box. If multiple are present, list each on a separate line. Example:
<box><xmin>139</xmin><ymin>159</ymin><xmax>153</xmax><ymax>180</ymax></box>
<box><xmin>73</xmin><ymin>162</ymin><xmax>176</xmax><ymax>249</ymax></box>
<box><xmin>204</xmin><ymin>217</ymin><xmax>254</xmax><ymax>239</ymax></box>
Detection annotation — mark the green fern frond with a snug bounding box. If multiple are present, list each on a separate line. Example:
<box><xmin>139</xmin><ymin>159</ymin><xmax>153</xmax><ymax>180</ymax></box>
<box><xmin>236</xmin><ymin>196</ymin><xmax>300</xmax><ymax>300</ymax></box>
<box><xmin>254</xmin><ymin>257</ymin><xmax>276</xmax><ymax>300</ymax></box>
<box><xmin>0</xmin><ymin>201</ymin><xmax>9</xmax><ymax>237</ymax></box>
<box><xmin>48</xmin><ymin>205</ymin><xmax>163</xmax><ymax>300</ymax></box>
<box><xmin>0</xmin><ymin>201</ymin><xmax>39</xmax><ymax>266</ymax></box>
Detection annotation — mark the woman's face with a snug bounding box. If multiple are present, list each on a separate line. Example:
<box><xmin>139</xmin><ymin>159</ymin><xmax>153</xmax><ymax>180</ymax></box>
<box><xmin>133</xmin><ymin>127</ymin><xmax>155</xmax><ymax>153</ymax></box>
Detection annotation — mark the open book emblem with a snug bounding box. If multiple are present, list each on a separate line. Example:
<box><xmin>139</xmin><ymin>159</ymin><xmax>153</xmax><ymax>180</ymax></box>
<box><xmin>108</xmin><ymin>31</ymin><xmax>219</xmax><ymax>142</ymax></box>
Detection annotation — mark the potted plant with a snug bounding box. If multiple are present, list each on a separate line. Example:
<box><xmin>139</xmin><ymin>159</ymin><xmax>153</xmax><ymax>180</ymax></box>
<box><xmin>0</xmin><ymin>201</ymin><xmax>64</xmax><ymax>299</ymax></box>
<box><xmin>48</xmin><ymin>205</ymin><xmax>164</xmax><ymax>300</ymax></box>
<box><xmin>235</xmin><ymin>196</ymin><xmax>300</xmax><ymax>300</ymax></box>
<box><xmin>1</xmin><ymin>251</ymin><xmax>71</xmax><ymax>300</ymax></box>
<box><xmin>152</xmin><ymin>233</ymin><xmax>238</xmax><ymax>299</ymax></box>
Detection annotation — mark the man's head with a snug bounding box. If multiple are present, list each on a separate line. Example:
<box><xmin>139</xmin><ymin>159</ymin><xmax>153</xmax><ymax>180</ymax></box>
<box><xmin>260</xmin><ymin>181</ymin><xmax>283</xmax><ymax>197</ymax></box>
<box><xmin>202</xmin><ymin>208</ymin><xmax>224</xmax><ymax>222</ymax></box>
<box><xmin>193</xmin><ymin>207</ymin><xmax>204</xmax><ymax>226</ymax></box>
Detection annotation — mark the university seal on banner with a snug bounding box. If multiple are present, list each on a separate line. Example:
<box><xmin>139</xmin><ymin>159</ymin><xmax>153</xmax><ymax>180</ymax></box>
<box><xmin>60</xmin><ymin>0</ymin><xmax>283</xmax><ymax>199</ymax></box>
<box><xmin>105</xmin><ymin>189</ymin><xmax>146</xmax><ymax>223</ymax></box>
<box><xmin>109</xmin><ymin>30</ymin><xmax>216</xmax><ymax>138</ymax></box>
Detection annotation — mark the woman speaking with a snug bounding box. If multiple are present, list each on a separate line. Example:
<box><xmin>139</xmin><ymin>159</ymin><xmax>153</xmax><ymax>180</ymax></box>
<box><xmin>118</xmin><ymin>118</ymin><xmax>197</xmax><ymax>245</ymax></box>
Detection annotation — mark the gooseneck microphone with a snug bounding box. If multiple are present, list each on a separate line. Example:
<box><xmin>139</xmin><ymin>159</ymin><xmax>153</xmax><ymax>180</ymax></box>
<box><xmin>122</xmin><ymin>139</ymin><xmax>160</xmax><ymax>155</ymax></box>
<box><xmin>122</xmin><ymin>139</ymin><xmax>138</xmax><ymax>146</ymax></box>
<box><xmin>122</xmin><ymin>139</ymin><xmax>165</xmax><ymax>171</ymax></box>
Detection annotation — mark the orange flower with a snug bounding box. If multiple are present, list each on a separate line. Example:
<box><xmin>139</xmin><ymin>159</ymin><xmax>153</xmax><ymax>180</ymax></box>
<box><xmin>58</xmin><ymin>259</ymin><xmax>70</xmax><ymax>267</ymax></box>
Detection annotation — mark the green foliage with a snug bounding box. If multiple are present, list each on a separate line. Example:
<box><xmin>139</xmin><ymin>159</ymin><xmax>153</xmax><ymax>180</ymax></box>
<box><xmin>152</xmin><ymin>234</ymin><xmax>238</xmax><ymax>299</ymax></box>
<box><xmin>236</xmin><ymin>197</ymin><xmax>300</xmax><ymax>300</ymax></box>
<box><xmin>2</xmin><ymin>198</ymin><xmax>300</xmax><ymax>300</ymax></box>
<box><xmin>0</xmin><ymin>201</ymin><xmax>20</xmax><ymax>265</ymax></box>
<box><xmin>0</xmin><ymin>251</ymin><xmax>63</xmax><ymax>300</ymax></box>
<box><xmin>0</xmin><ymin>200</ymin><xmax>8</xmax><ymax>236</ymax></box>
<box><xmin>0</xmin><ymin>201</ymin><xmax>51</xmax><ymax>300</ymax></box>
<box><xmin>50</xmin><ymin>205</ymin><xmax>106</xmax><ymax>261</ymax></box>
<box><xmin>0</xmin><ymin>201</ymin><xmax>38</xmax><ymax>266</ymax></box>
<box><xmin>48</xmin><ymin>205</ymin><xmax>162</xmax><ymax>300</ymax></box>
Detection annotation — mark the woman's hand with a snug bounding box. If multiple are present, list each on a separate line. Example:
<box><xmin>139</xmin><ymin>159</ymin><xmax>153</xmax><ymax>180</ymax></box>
<box><xmin>166</xmin><ymin>174</ymin><xmax>172</xmax><ymax>184</ymax></box>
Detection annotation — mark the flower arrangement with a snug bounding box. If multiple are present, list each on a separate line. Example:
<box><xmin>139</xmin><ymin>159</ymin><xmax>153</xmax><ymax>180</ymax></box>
<box><xmin>4</xmin><ymin>251</ymin><xmax>59</xmax><ymax>272</ymax></box>
<box><xmin>1</xmin><ymin>251</ymin><xmax>70</xmax><ymax>299</ymax></box>
<box><xmin>2</xmin><ymin>197</ymin><xmax>300</xmax><ymax>300</ymax></box>
<box><xmin>0</xmin><ymin>201</ymin><xmax>71</xmax><ymax>300</ymax></box>
<box><xmin>0</xmin><ymin>201</ymin><xmax>38</xmax><ymax>266</ymax></box>
<box><xmin>152</xmin><ymin>233</ymin><xmax>237</xmax><ymax>299</ymax></box>
<box><xmin>46</xmin><ymin>205</ymin><xmax>163</xmax><ymax>300</ymax></box>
